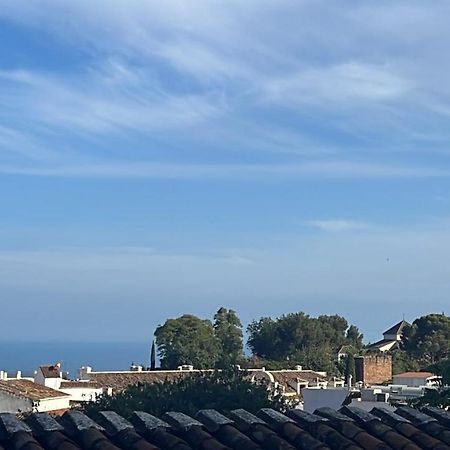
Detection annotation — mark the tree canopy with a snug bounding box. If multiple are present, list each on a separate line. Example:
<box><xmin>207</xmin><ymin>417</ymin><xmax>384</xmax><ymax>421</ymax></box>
<box><xmin>247</xmin><ymin>313</ymin><xmax>363</xmax><ymax>372</ymax></box>
<box><xmin>213</xmin><ymin>307</ymin><xmax>243</xmax><ymax>367</ymax></box>
<box><xmin>155</xmin><ymin>314</ymin><xmax>220</xmax><ymax>369</ymax></box>
<box><xmin>153</xmin><ymin>309</ymin><xmax>449</xmax><ymax>376</ymax></box>
<box><xmin>402</xmin><ymin>314</ymin><xmax>450</xmax><ymax>366</ymax></box>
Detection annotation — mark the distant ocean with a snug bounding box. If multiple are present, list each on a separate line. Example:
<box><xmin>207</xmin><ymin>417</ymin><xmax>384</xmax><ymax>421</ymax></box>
<box><xmin>0</xmin><ymin>342</ymin><xmax>151</xmax><ymax>379</ymax></box>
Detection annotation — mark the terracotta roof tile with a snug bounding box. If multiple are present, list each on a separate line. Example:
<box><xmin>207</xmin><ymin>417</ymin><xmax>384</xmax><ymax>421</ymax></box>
<box><xmin>59</xmin><ymin>381</ymin><xmax>100</xmax><ymax>389</ymax></box>
<box><xmin>87</xmin><ymin>371</ymin><xmax>194</xmax><ymax>391</ymax></box>
<box><xmin>0</xmin><ymin>380</ymin><xmax>69</xmax><ymax>401</ymax></box>
<box><xmin>394</xmin><ymin>372</ymin><xmax>435</xmax><ymax>378</ymax></box>
<box><xmin>0</xmin><ymin>405</ymin><xmax>449</xmax><ymax>449</ymax></box>
<box><xmin>40</xmin><ymin>366</ymin><xmax>61</xmax><ymax>379</ymax></box>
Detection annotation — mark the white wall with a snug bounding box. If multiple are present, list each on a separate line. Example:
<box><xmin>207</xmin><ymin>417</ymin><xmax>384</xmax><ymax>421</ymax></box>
<box><xmin>0</xmin><ymin>391</ymin><xmax>32</xmax><ymax>413</ymax></box>
<box><xmin>393</xmin><ymin>376</ymin><xmax>429</xmax><ymax>387</ymax></box>
<box><xmin>59</xmin><ymin>387</ymin><xmax>103</xmax><ymax>402</ymax></box>
<box><xmin>35</xmin><ymin>371</ymin><xmax>62</xmax><ymax>389</ymax></box>
<box><xmin>44</xmin><ymin>378</ymin><xmax>62</xmax><ymax>389</ymax></box>
<box><xmin>35</xmin><ymin>397</ymin><xmax>70</xmax><ymax>412</ymax></box>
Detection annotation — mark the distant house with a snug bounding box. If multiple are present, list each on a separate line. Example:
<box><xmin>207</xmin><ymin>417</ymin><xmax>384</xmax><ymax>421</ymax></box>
<box><xmin>34</xmin><ymin>364</ymin><xmax>104</xmax><ymax>404</ymax></box>
<box><xmin>367</xmin><ymin>320</ymin><xmax>409</xmax><ymax>353</ymax></box>
<box><xmin>78</xmin><ymin>365</ymin><xmax>194</xmax><ymax>393</ymax></box>
<box><xmin>34</xmin><ymin>364</ymin><xmax>63</xmax><ymax>390</ymax></box>
<box><xmin>78</xmin><ymin>364</ymin><xmax>343</xmax><ymax>402</ymax></box>
<box><xmin>392</xmin><ymin>371</ymin><xmax>441</xmax><ymax>388</ymax></box>
<box><xmin>0</xmin><ymin>379</ymin><xmax>70</xmax><ymax>413</ymax></box>
<box><xmin>58</xmin><ymin>380</ymin><xmax>103</xmax><ymax>404</ymax></box>
<box><xmin>248</xmin><ymin>368</ymin><xmax>344</xmax><ymax>400</ymax></box>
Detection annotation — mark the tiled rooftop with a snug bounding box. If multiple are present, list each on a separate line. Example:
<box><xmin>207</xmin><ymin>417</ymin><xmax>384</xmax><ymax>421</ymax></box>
<box><xmin>40</xmin><ymin>366</ymin><xmax>62</xmax><ymax>379</ymax></box>
<box><xmin>87</xmin><ymin>371</ymin><xmax>189</xmax><ymax>391</ymax></box>
<box><xmin>0</xmin><ymin>380</ymin><xmax>70</xmax><ymax>401</ymax></box>
<box><xmin>59</xmin><ymin>381</ymin><xmax>100</xmax><ymax>389</ymax></box>
<box><xmin>394</xmin><ymin>372</ymin><xmax>435</xmax><ymax>378</ymax></box>
<box><xmin>383</xmin><ymin>320</ymin><xmax>409</xmax><ymax>337</ymax></box>
<box><xmin>0</xmin><ymin>404</ymin><xmax>449</xmax><ymax>449</ymax></box>
<box><xmin>85</xmin><ymin>369</ymin><xmax>335</xmax><ymax>394</ymax></box>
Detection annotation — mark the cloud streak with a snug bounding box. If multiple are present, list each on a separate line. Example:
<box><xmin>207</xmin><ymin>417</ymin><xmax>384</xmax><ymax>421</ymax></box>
<box><xmin>0</xmin><ymin>66</ymin><xmax>221</xmax><ymax>134</ymax></box>
<box><xmin>0</xmin><ymin>160</ymin><xmax>448</xmax><ymax>179</ymax></box>
<box><xmin>307</xmin><ymin>220</ymin><xmax>370</xmax><ymax>232</ymax></box>
<box><xmin>0</xmin><ymin>1</ymin><xmax>450</xmax><ymax>178</ymax></box>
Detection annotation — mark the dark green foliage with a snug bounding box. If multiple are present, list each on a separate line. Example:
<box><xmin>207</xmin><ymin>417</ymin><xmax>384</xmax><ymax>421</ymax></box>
<box><xmin>213</xmin><ymin>307</ymin><xmax>243</xmax><ymax>368</ymax></box>
<box><xmin>155</xmin><ymin>314</ymin><xmax>220</xmax><ymax>369</ymax></box>
<box><xmin>247</xmin><ymin>312</ymin><xmax>363</xmax><ymax>372</ymax></box>
<box><xmin>247</xmin><ymin>317</ymin><xmax>279</xmax><ymax>360</ymax></box>
<box><xmin>150</xmin><ymin>341</ymin><xmax>156</xmax><ymax>370</ymax></box>
<box><xmin>402</xmin><ymin>314</ymin><xmax>450</xmax><ymax>365</ymax></box>
<box><xmin>427</xmin><ymin>358</ymin><xmax>450</xmax><ymax>386</ymax></box>
<box><xmin>83</xmin><ymin>369</ymin><xmax>285</xmax><ymax>419</ymax></box>
<box><xmin>346</xmin><ymin>325</ymin><xmax>364</xmax><ymax>349</ymax></box>
<box><xmin>344</xmin><ymin>354</ymin><xmax>356</xmax><ymax>383</ymax></box>
<box><xmin>391</xmin><ymin>349</ymin><xmax>420</xmax><ymax>375</ymax></box>
<box><xmin>291</xmin><ymin>344</ymin><xmax>336</xmax><ymax>374</ymax></box>
<box><xmin>410</xmin><ymin>387</ymin><xmax>450</xmax><ymax>409</ymax></box>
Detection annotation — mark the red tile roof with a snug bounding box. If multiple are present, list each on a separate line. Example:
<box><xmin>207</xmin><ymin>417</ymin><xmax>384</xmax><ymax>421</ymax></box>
<box><xmin>1</xmin><ymin>404</ymin><xmax>449</xmax><ymax>449</ymax></box>
<box><xmin>39</xmin><ymin>365</ymin><xmax>61</xmax><ymax>379</ymax></box>
<box><xmin>0</xmin><ymin>380</ymin><xmax>69</xmax><ymax>401</ymax></box>
<box><xmin>86</xmin><ymin>370</ymin><xmax>196</xmax><ymax>391</ymax></box>
<box><xmin>59</xmin><ymin>381</ymin><xmax>100</xmax><ymax>389</ymax></box>
<box><xmin>394</xmin><ymin>371</ymin><xmax>435</xmax><ymax>378</ymax></box>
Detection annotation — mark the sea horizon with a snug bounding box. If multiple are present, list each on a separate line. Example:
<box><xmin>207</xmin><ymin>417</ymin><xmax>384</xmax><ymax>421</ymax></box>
<box><xmin>0</xmin><ymin>341</ymin><xmax>151</xmax><ymax>379</ymax></box>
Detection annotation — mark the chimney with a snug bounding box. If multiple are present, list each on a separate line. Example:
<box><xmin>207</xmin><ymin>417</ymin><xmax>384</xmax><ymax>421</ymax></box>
<box><xmin>0</xmin><ymin>371</ymin><xmax>5</xmax><ymax>381</ymax></box>
<box><xmin>295</xmin><ymin>365</ymin><xmax>302</xmax><ymax>371</ymax></box>
<box><xmin>347</xmin><ymin>374</ymin><xmax>353</xmax><ymax>389</ymax></box>
<box><xmin>16</xmin><ymin>371</ymin><xmax>21</xmax><ymax>379</ymax></box>
<box><xmin>79</xmin><ymin>366</ymin><xmax>93</xmax><ymax>380</ymax></box>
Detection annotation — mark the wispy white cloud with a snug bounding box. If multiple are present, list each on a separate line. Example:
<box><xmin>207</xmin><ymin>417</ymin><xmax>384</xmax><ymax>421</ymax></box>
<box><xmin>307</xmin><ymin>219</ymin><xmax>370</xmax><ymax>232</ymax></box>
<box><xmin>0</xmin><ymin>65</ymin><xmax>221</xmax><ymax>134</ymax></box>
<box><xmin>0</xmin><ymin>160</ymin><xmax>447</xmax><ymax>179</ymax></box>
<box><xmin>263</xmin><ymin>62</ymin><xmax>412</xmax><ymax>106</ymax></box>
<box><xmin>0</xmin><ymin>1</ymin><xmax>450</xmax><ymax>177</ymax></box>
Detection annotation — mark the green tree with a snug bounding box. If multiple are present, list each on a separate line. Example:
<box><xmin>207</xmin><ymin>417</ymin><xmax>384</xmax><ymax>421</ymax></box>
<box><xmin>213</xmin><ymin>307</ymin><xmax>243</xmax><ymax>367</ymax></box>
<box><xmin>83</xmin><ymin>369</ymin><xmax>285</xmax><ymax>419</ymax></box>
<box><xmin>155</xmin><ymin>314</ymin><xmax>220</xmax><ymax>369</ymax></box>
<box><xmin>402</xmin><ymin>314</ymin><xmax>450</xmax><ymax>366</ymax></box>
<box><xmin>291</xmin><ymin>343</ymin><xmax>336</xmax><ymax>373</ymax></box>
<box><xmin>247</xmin><ymin>312</ymin><xmax>362</xmax><ymax>371</ymax></box>
<box><xmin>247</xmin><ymin>317</ymin><xmax>280</xmax><ymax>360</ymax></box>
<box><xmin>410</xmin><ymin>387</ymin><xmax>450</xmax><ymax>409</ymax></box>
<box><xmin>391</xmin><ymin>349</ymin><xmax>420</xmax><ymax>375</ymax></box>
<box><xmin>150</xmin><ymin>341</ymin><xmax>156</xmax><ymax>370</ymax></box>
<box><xmin>346</xmin><ymin>325</ymin><xmax>364</xmax><ymax>349</ymax></box>
<box><xmin>427</xmin><ymin>358</ymin><xmax>450</xmax><ymax>386</ymax></box>
<box><xmin>344</xmin><ymin>354</ymin><xmax>356</xmax><ymax>384</ymax></box>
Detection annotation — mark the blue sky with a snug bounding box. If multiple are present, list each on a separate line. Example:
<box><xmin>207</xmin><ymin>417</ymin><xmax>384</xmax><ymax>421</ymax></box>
<box><xmin>0</xmin><ymin>1</ymin><xmax>450</xmax><ymax>343</ymax></box>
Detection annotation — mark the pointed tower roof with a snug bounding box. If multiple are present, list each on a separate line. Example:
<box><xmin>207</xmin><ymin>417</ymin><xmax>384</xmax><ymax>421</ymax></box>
<box><xmin>383</xmin><ymin>320</ymin><xmax>409</xmax><ymax>336</ymax></box>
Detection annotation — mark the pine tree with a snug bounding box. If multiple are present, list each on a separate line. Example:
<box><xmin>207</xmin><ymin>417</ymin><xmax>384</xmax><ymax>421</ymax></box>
<box><xmin>213</xmin><ymin>307</ymin><xmax>243</xmax><ymax>368</ymax></box>
<box><xmin>345</xmin><ymin>354</ymin><xmax>355</xmax><ymax>385</ymax></box>
<box><xmin>150</xmin><ymin>340</ymin><xmax>156</xmax><ymax>370</ymax></box>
